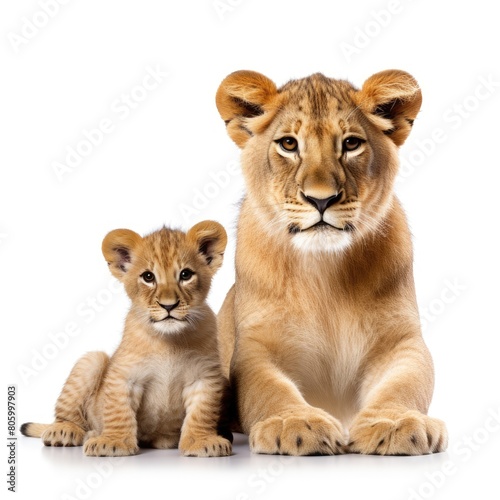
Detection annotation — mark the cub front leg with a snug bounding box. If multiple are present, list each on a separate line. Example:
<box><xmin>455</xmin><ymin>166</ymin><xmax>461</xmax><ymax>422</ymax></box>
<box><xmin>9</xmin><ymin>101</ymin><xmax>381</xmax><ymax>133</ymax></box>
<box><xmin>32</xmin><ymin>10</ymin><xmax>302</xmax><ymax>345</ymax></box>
<box><xmin>179</xmin><ymin>375</ymin><xmax>232</xmax><ymax>457</ymax></box>
<box><xmin>349</xmin><ymin>334</ymin><xmax>448</xmax><ymax>456</ymax></box>
<box><xmin>83</xmin><ymin>365</ymin><xmax>142</xmax><ymax>457</ymax></box>
<box><xmin>234</xmin><ymin>335</ymin><xmax>345</xmax><ymax>456</ymax></box>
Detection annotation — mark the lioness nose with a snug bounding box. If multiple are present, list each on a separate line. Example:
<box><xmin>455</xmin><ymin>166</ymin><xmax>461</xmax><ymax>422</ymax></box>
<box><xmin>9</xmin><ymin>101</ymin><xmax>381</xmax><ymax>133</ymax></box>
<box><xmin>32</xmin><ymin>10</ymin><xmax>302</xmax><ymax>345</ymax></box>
<box><xmin>302</xmin><ymin>192</ymin><xmax>342</xmax><ymax>214</ymax></box>
<box><xmin>159</xmin><ymin>300</ymin><xmax>180</xmax><ymax>312</ymax></box>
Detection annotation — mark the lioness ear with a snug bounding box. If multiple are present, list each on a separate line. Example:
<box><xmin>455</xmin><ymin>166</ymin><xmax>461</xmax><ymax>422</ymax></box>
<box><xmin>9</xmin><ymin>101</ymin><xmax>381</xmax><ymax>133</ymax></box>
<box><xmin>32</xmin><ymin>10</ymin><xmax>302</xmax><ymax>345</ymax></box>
<box><xmin>102</xmin><ymin>229</ymin><xmax>142</xmax><ymax>280</ymax></box>
<box><xmin>354</xmin><ymin>70</ymin><xmax>422</xmax><ymax>146</ymax></box>
<box><xmin>187</xmin><ymin>221</ymin><xmax>227</xmax><ymax>274</ymax></box>
<box><xmin>216</xmin><ymin>70</ymin><xmax>278</xmax><ymax>148</ymax></box>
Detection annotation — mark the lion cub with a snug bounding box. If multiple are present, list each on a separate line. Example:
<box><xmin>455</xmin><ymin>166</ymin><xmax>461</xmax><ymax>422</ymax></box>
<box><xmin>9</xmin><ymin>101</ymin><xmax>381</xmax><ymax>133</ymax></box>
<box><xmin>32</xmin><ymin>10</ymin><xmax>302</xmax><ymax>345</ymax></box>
<box><xmin>21</xmin><ymin>221</ymin><xmax>232</xmax><ymax>457</ymax></box>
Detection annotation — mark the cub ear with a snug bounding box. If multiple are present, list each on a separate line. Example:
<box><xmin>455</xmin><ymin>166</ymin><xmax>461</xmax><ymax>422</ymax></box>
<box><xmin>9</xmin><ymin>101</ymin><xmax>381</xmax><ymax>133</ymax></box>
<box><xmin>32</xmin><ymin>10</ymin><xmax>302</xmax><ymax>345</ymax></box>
<box><xmin>354</xmin><ymin>69</ymin><xmax>422</xmax><ymax>146</ymax></box>
<box><xmin>187</xmin><ymin>221</ymin><xmax>227</xmax><ymax>274</ymax></box>
<box><xmin>215</xmin><ymin>70</ymin><xmax>278</xmax><ymax>148</ymax></box>
<box><xmin>102</xmin><ymin>229</ymin><xmax>142</xmax><ymax>280</ymax></box>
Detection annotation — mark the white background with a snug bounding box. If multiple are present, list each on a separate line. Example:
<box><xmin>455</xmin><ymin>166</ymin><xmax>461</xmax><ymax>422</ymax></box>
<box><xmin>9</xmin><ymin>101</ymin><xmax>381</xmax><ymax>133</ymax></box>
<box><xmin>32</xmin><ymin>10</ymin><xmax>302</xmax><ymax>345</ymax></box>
<box><xmin>1</xmin><ymin>1</ymin><xmax>499</xmax><ymax>499</ymax></box>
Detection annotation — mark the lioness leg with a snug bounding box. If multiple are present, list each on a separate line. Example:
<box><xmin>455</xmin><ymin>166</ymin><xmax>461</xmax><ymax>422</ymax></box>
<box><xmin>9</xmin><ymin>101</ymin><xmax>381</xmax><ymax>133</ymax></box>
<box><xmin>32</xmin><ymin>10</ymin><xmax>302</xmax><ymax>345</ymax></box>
<box><xmin>233</xmin><ymin>335</ymin><xmax>345</xmax><ymax>456</ymax></box>
<box><xmin>349</xmin><ymin>336</ymin><xmax>447</xmax><ymax>455</ymax></box>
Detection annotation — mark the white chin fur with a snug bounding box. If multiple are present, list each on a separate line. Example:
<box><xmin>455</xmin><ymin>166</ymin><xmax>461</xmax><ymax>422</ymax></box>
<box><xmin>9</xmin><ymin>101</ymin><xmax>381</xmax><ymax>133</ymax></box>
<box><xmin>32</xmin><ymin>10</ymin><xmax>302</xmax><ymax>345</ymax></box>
<box><xmin>291</xmin><ymin>229</ymin><xmax>352</xmax><ymax>253</ymax></box>
<box><xmin>151</xmin><ymin>320</ymin><xmax>189</xmax><ymax>335</ymax></box>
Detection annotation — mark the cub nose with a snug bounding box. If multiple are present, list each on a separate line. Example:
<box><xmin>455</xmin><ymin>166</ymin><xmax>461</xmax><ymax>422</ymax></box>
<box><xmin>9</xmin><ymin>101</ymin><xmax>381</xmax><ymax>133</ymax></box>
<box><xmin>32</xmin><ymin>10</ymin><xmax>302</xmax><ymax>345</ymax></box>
<box><xmin>159</xmin><ymin>300</ymin><xmax>180</xmax><ymax>312</ymax></box>
<box><xmin>301</xmin><ymin>192</ymin><xmax>342</xmax><ymax>215</ymax></box>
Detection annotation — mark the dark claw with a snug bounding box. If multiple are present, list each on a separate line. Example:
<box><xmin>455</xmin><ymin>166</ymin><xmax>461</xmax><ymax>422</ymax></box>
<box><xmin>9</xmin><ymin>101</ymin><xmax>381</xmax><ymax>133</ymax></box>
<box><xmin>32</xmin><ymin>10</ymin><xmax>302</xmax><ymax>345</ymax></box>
<box><xmin>322</xmin><ymin>440</ymin><xmax>334</xmax><ymax>454</ymax></box>
<box><xmin>427</xmin><ymin>432</ymin><xmax>433</xmax><ymax>447</ymax></box>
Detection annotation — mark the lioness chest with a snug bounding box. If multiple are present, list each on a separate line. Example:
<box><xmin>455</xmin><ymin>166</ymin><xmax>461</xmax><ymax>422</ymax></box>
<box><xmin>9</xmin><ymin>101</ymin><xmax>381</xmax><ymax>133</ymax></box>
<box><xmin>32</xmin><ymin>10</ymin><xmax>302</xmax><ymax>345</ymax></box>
<box><xmin>272</xmin><ymin>290</ymin><xmax>373</xmax><ymax>425</ymax></box>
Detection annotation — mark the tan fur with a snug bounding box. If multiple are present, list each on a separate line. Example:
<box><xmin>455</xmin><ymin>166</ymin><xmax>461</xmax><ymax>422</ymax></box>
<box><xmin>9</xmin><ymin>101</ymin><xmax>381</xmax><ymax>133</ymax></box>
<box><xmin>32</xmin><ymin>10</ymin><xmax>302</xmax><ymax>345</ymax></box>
<box><xmin>21</xmin><ymin>221</ymin><xmax>232</xmax><ymax>457</ymax></box>
<box><xmin>216</xmin><ymin>70</ymin><xmax>447</xmax><ymax>456</ymax></box>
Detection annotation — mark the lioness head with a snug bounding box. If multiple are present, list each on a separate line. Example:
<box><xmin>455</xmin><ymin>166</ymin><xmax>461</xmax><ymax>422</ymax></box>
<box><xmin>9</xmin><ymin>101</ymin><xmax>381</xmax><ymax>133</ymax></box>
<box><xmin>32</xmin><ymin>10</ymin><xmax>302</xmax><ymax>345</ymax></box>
<box><xmin>216</xmin><ymin>70</ymin><xmax>421</xmax><ymax>252</ymax></box>
<box><xmin>102</xmin><ymin>221</ymin><xmax>227</xmax><ymax>335</ymax></box>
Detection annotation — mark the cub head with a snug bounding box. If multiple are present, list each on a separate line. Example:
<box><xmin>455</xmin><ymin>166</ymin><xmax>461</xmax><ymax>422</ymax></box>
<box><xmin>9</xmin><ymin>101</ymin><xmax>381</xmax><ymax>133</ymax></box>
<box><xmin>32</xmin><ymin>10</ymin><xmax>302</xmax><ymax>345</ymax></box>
<box><xmin>216</xmin><ymin>69</ymin><xmax>421</xmax><ymax>253</ymax></box>
<box><xmin>102</xmin><ymin>221</ymin><xmax>227</xmax><ymax>335</ymax></box>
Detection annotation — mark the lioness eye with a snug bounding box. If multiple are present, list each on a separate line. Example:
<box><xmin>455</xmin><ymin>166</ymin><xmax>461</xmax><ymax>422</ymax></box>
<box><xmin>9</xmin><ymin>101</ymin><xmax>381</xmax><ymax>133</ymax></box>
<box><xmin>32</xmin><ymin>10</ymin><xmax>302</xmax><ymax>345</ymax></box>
<box><xmin>343</xmin><ymin>137</ymin><xmax>364</xmax><ymax>152</ymax></box>
<box><xmin>179</xmin><ymin>269</ymin><xmax>194</xmax><ymax>281</ymax></box>
<box><xmin>141</xmin><ymin>271</ymin><xmax>155</xmax><ymax>283</ymax></box>
<box><xmin>279</xmin><ymin>137</ymin><xmax>298</xmax><ymax>152</ymax></box>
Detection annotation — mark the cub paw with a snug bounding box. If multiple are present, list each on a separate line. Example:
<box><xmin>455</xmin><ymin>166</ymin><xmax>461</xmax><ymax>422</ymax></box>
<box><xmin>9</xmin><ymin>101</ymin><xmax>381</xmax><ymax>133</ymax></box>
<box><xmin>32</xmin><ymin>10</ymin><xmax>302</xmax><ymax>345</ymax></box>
<box><xmin>349</xmin><ymin>409</ymin><xmax>448</xmax><ymax>456</ymax></box>
<box><xmin>41</xmin><ymin>422</ymin><xmax>85</xmax><ymax>447</ymax></box>
<box><xmin>180</xmin><ymin>435</ymin><xmax>232</xmax><ymax>457</ymax></box>
<box><xmin>250</xmin><ymin>407</ymin><xmax>346</xmax><ymax>456</ymax></box>
<box><xmin>83</xmin><ymin>435</ymin><xmax>138</xmax><ymax>457</ymax></box>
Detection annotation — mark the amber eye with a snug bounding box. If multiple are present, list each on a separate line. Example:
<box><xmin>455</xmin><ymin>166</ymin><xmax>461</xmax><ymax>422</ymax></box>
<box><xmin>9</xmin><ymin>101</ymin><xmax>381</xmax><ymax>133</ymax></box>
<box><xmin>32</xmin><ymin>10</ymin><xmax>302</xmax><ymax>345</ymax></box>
<box><xmin>179</xmin><ymin>268</ymin><xmax>194</xmax><ymax>281</ymax></box>
<box><xmin>343</xmin><ymin>137</ymin><xmax>364</xmax><ymax>152</ymax></box>
<box><xmin>141</xmin><ymin>271</ymin><xmax>155</xmax><ymax>283</ymax></box>
<box><xmin>279</xmin><ymin>137</ymin><xmax>298</xmax><ymax>153</ymax></box>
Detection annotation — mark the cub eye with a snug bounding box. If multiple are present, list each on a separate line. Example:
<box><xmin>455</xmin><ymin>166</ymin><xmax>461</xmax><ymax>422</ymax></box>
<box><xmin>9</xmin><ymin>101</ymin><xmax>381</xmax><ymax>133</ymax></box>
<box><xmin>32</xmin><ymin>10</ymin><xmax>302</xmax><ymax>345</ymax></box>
<box><xmin>179</xmin><ymin>268</ymin><xmax>194</xmax><ymax>281</ymax></box>
<box><xmin>278</xmin><ymin>137</ymin><xmax>298</xmax><ymax>153</ymax></box>
<box><xmin>343</xmin><ymin>137</ymin><xmax>364</xmax><ymax>152</ymax></box>
<box><xmin>141</xmin><ymin>271</ymin><xmax>155</xmax><ymax>283</ymax></box>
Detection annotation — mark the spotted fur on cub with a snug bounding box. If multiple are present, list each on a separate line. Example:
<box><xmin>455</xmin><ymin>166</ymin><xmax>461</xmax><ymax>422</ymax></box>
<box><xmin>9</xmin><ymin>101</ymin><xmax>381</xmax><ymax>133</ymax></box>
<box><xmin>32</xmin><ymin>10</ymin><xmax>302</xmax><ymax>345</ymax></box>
<box><xmin>21</xmin><ymin>221</ymin><xmax>232</xmax><ymax>457</ymax></box>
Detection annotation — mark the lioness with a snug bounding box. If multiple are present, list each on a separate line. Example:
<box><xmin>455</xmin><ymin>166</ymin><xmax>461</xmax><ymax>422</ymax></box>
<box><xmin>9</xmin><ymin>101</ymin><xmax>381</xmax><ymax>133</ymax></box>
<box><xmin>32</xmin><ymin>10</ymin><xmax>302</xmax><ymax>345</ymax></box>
<box><xmin>216</xmin><ymin>69</ymin><xmax>447</xmax><ymax>456</ymax></box>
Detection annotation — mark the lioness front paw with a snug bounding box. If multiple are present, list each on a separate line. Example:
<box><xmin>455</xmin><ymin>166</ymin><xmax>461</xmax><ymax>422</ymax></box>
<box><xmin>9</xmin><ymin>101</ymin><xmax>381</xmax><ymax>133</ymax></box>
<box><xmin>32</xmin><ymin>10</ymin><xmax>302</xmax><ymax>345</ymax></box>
<box><xmin>83</xmin><ymin>435</ymin><xmax>138</xmax><ymax>457</ymax></box>
<box><xmin>41</xmin><ymin>422</ymin><xmax>85</xmax><ymax>447</ymax></box>
<box><xmin>349</xmin><ymin>409</ymin><xmax>448</xmax><ymax>455</ymax></box>
<box><xmin>250</xmin><ymin>408</ymin><xmax>345</xmax><ymax>456</ymax></box>
<box><xmin>180</xmin><ymin>435</ymin><xmax>232</xmax><ymax>457</ymax></box>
